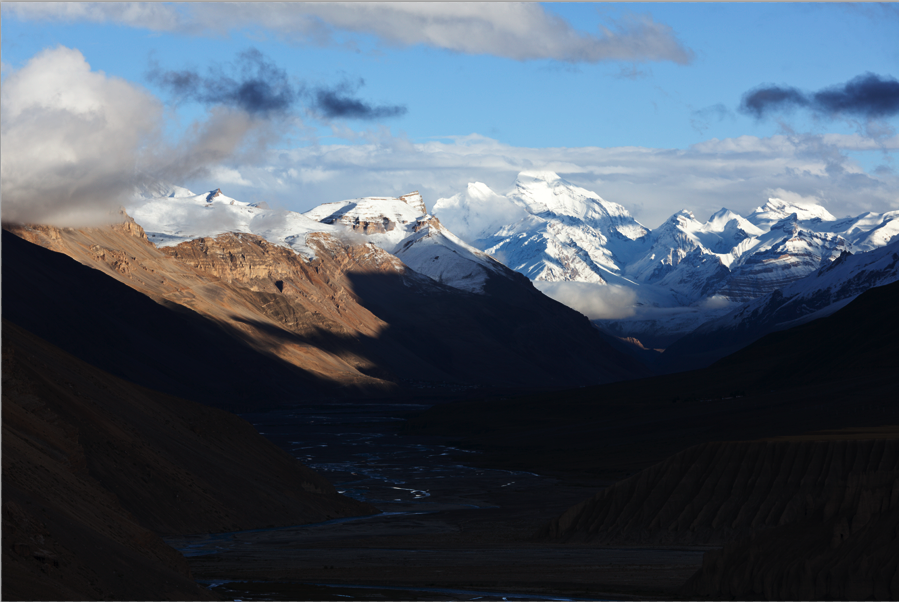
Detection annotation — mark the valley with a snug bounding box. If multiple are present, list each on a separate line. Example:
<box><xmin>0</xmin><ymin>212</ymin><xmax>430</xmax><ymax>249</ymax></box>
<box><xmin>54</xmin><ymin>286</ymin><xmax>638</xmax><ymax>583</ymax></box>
<box><xmin>165</xmin><ymin>401</ymin><xmax>707</xmax><ymax>601</ymax></box>
<box><xmin>4</xmin><ymin>183</ymin><xmax>898</xmax><ymax>600</ymax></box>
<box><xmin>4</xmin><ymin>7</ymin><xmax>898</xmax><ymax>600</ymax></box>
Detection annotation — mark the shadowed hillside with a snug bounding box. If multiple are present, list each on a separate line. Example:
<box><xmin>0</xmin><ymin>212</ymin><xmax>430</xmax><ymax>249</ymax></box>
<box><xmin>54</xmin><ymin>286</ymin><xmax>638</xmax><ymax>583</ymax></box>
<box><xmin>407</xmin><ymin>279</ymin><xmax>899</xmax><ymax>482</ymax></box>
<box><xmin>2</xmin><ymin>319</ymin><xmax>376</xmax><ymax>600</ymax></box>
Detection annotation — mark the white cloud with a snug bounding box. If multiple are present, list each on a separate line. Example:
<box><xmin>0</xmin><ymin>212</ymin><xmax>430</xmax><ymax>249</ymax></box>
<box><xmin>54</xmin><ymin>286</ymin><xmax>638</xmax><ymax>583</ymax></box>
<box><xmin>202</xmin><ymin>131</ymin><xmax>898</xmax><ymax>229</ymax></box>
<box><xmin>534</xmin><ymin>281</ymin><xmax>637</xmax><ymax>319</ymax></box>
<box><xmin>1</xmin><ymin>46</ymin><xmax>299</xmax><ymax>227</ymax></box>
<box><xmin>1</xmin><ymin>46</ymin><xmax>163</xmax><ymax>226</ymax></box>
<box><xmin>3</xmin><ymin>2</ymin><xmax>183</xmax><ymax>31</ymax></box>
<box><xmin>4</xmin><ymin>2</ymin><xmax>694</xmax><ymax>64</ymax></box>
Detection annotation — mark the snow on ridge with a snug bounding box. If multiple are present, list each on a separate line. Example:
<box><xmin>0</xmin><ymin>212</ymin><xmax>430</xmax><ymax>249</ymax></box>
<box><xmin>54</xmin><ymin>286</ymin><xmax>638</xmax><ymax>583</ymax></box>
<box><xmin>747</xmin><ymin>197</ymin><xmax>836</xmax><ymax>230</ymax></box>
<box><xmin>128</xmin><ymin>187</ymin><xmax>337</xmax><ymax>259</ymax></box>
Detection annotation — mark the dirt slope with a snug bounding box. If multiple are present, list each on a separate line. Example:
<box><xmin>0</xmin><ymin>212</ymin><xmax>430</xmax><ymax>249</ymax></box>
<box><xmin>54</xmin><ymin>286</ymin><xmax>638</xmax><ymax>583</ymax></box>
<box><xmin>540</xmin><ymin>438</ymin><xmax>899</xmax><ymax>546</ymax></box>
<box><xmin>2</xmin><ymin>320</ymin><xmax>376</xmax><ymax>600</ymax></box>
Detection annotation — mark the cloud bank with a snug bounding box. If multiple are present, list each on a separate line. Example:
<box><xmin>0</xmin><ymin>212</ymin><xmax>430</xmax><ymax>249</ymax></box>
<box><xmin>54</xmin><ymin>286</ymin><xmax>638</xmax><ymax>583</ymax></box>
<box><xmin>1</xmin><ymin>46</ymin><xmax>163</xmax><ymax>226</ymax></box>
<box><xmin>4</xmin><ymin>2</ymin><xmax>694</xmax><ymax>65</ymax></box>
<box><xmin>0</xmin><ymin>47</ymin><xmax>301</xmax><ymax>226</ymax></box>
<box><xmin>741</xmin><ymin>73</ymin><xmax>899</xmax><ymax>120</ymax></box>
<box><xmin>207</xmin><ymin>130</ymin><xmax>899</xmax><ymax>230</ymax></box>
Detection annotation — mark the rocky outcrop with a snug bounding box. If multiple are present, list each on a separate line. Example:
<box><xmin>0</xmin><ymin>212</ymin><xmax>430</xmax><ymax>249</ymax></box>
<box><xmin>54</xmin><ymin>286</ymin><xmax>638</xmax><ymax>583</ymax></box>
<box><xmin>2</xmin><ymin>319</ymin><xmax>376</xmax><ymax>600</ymax></box>
<box><xmin>537</xmin><ymin>438</ymin><xmax>899</xmax><ymax>600</ymax></box>
<box><xmin>399</xmin><ymin>190</ymin><xmax>427</xmax><ymax>214</ymax></box>
<box><xmin>540</xmin><ymin>439</ymin><xmax>899</xmax><ymax>546</ymax></box>
<box><xmin>682</xmin><ymin>503</ymin><xmax>899</xmax><ymax>600</ymax></box>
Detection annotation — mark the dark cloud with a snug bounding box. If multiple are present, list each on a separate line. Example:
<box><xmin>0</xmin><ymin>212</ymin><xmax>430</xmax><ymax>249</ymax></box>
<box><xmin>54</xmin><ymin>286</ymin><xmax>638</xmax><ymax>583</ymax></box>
<box><xmin>813</xmin><ymin>73</ymin><xmax>899</xmax><ymax>118</ymax></box>
<box><xmin>148</xmin><ymin>48</ymin><xmax>299</xmax><ymax>117</ymax></box>
<box><xmin>740</xmin><ymin>73</ymin><xmax>899</xmax><ymax>120</ymax></box>
<box><xmin>740</xmin><ymin>85</ymin><xmax>809</xmax><ymax>119</ymax></box>
<box><xmin>148</xmin><ymin>49</ymin><xmax>407</xmax><ymax>122</ymax></box>
<box><xmin>311</xmin><ymin>80</ymin><xmax>408</xmax><ymax>120</ymax></box>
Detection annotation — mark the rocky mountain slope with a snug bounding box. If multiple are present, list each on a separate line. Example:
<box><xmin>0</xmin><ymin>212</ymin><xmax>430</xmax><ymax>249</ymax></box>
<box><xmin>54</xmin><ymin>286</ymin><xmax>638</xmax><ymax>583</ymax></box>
<box><xmin>3</xmin><ymin>226</ymin><xmax>373</xmax><ymax>411</ymax></box>
<box><xmin>2</xmin><ymin>319</ymin><xmax>376</xmax><ymax>600</ymax></box>
<box><xmin>539</xmin><ymin>438</ymin><xmax>899</xmax><ymax>547</ymax></box>
<box><xmin>8</xmin><ymin>191</ymin><xmax>648</xmax><ymax>405</ymax></box>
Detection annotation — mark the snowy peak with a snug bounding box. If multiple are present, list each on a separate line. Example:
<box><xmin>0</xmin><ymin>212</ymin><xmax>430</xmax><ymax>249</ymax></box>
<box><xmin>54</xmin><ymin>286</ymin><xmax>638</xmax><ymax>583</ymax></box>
<box><xmin>747</xmin><ymin>198</ymin><xmax>836</xmax><ymax>230</ymax></box>
<box><xmin>516</xmin><ymin>170</ymin><xmax>563</xmax><ymax>185</ymax></box>
<box><xmin>511</xmin><ymin>171</ymin><xmax>646</xmax><ymax>238</ymax></box>
<box><xmin>432</xmin><ymin>182</ymin><xmax>529</xmax><ymax>242</ymax></box>
<box><xmin>127</xmin><ymin>185</ymin><xmax>334</xmax><ymax>258</ymax></box>
<box><xmin>303</xmin><ymin>194</ymin><xmax>510</xmax><ymax>294</ymax></box>
<box><xmin>705</xmin><ymin>208</ymin><xmax>763</xmax><ymax>236</ymax></box>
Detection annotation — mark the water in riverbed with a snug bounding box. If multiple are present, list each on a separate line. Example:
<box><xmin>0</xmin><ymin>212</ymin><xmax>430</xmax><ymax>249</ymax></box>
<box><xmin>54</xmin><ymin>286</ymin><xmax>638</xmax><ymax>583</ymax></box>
<box><xmin>165</xmin><ymin>401</ymin><xmax>705</xmax><ymax>601</ymax></box>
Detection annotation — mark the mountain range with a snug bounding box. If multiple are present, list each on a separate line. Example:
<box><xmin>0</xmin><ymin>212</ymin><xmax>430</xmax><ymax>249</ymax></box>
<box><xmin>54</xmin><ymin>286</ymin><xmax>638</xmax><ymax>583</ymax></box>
<box><xmin>433</xmin><ymin>171</ymin><xmax>899</xmax><ymax>349</ymax></box>
<box><xmin>5</xmin><ymin>173</ymin><xmax>898</xmax><ymax>601</ymax></box>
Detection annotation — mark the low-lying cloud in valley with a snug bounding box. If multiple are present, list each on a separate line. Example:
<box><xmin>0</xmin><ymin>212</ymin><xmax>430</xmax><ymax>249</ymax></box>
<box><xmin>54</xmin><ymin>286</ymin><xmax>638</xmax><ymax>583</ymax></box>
<box><xmin>534</xmin><ymin>281</ymin><xmax>637</xmax><ymax>320</ymax></box>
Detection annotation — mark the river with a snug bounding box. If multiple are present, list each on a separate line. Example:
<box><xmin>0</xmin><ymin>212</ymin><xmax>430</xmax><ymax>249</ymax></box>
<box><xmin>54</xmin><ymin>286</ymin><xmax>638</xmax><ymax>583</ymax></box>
<box><xmin>165</xmin><ymin>401</ymin><xmax>705</xmax><ymax>600</ymax></box>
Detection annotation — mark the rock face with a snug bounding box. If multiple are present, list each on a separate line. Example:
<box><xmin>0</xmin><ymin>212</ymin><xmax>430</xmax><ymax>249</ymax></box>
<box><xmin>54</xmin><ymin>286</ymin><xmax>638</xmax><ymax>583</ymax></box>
<box><xmin>2</xmin><ymin>319</ymin><xmax>376</xmax><ymax>600</ymax></box>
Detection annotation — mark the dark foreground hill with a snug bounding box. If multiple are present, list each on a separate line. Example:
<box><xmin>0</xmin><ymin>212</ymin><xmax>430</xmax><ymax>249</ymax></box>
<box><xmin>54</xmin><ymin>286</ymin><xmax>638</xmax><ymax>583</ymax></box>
<box><xmin>407</xmin><ymin>279</ymin><xmax>899</xmax><ymax>600</ymax></box>
<box><xmin>540</xmin><ymin>435</ymin><xmax>899</xmax><ymax>600</ymax></box>
<box><xmin>2</xmin><ymin>320</ymin><xmax>376</xmax><ymax>600</ymax></box>
<box><xmin>407</xmin><ymin>279</ymin><xmax>899</xmax><ymax>482</ymax></box>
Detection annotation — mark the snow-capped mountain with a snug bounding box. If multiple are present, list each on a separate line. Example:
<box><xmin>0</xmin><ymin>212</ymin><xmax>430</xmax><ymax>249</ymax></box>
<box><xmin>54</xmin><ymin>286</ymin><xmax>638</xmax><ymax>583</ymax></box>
<box><xmin>302</xmin><ymin>191</ymin><xmax>508</xmax><ymax>293</ymax></box>
<box><xmin>129</xmin><ymin>186</ymin><xmax>512</xmax><ymax>295</ymax></box>
<box><xmin>434</xmin><ymin>171</ymin><xmax>899</xmax><ymax>343</ymax></box>
<box><xmin>435</xmin><ymin>171</ymin><xmax>649</xmax><ymax>286</ymax></box>
<box><xmin>663</xmin><ymin>236</ymin><xmax>899</xmax><ymax>371</ymax></box>
<box><xmin>129</xmin><ymin>186</ymin><xmax>337</xmax><ymax>259</ymax></box>
<box><xmin>746</xmin><ymin>197</ymin><xmax>837</xmax><ymax>230</ymax></box>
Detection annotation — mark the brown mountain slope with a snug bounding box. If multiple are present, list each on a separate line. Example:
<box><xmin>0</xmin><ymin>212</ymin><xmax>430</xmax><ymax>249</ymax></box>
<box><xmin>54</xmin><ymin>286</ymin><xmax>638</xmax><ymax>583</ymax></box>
<box><xmin>683</xmin><ymin>488</ymin><xmax>899</xmax><ymax>600</ymax></box>
<box><xmin>6</xmin><ymin>215</ymin><xmax>647</xmax><ymax>403</ymax></box>
<box><xmin>2</xmin><ymin>228</ymin><xmax>357</xmax><ymax>412</ymax></box>
<box><xmin>2</xmin><ymin>319</ymin><xmax>376</xmax><ymax>601</ymax></box>
<box><xmin>6</xmin><ymin>219</ymin><xmax>396</xmax><ymax>397</ymax></box>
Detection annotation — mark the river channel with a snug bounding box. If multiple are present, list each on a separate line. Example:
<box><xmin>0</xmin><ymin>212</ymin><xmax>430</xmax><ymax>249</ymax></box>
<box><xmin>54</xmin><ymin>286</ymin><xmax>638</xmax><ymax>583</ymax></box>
<box><xmin>165</xmin><ymin>401</ymin><xmax>706</xmax><ymax>600</ymax></box>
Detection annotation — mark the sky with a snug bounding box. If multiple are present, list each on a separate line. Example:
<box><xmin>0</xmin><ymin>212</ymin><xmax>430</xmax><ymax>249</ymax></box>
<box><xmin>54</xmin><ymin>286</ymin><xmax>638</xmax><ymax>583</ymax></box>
<box><xmin>2</xmin><ymin>2</ymin><xmax>898</xmax><ymax>229</ymax></box>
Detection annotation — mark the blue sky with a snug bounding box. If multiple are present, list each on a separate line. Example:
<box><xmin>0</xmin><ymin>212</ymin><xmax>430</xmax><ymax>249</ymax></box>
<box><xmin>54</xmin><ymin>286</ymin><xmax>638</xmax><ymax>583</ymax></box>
<box><xmin>2</xmin><ymin>2</ymin><xmax>898</xmax><ymax>228</ymax></box>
